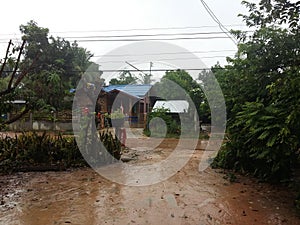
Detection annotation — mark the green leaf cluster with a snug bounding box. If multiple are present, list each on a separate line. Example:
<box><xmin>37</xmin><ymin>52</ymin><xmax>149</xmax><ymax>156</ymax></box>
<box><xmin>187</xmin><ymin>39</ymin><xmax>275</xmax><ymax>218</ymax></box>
<box><xmin>144</xmin><ymin>107</ymin><xmax>180</xmax><ymax>137</ymax></box>
<box><xmin>0</xmin><ymin>132</ymin><xmax>85</xmax><ymax>173</ymax></box>
<box><xmin>4</xmin><ymin>21</ymin><xmax>97</xmax><ymax>113</ymax></box>
<box><xmin>213</xmin><ymin>0</ymin><xmax>300</xmax><ymax>182</ymax></box>
<box><xmin>0</xmin><ymin>130</ymin><xmax>123</xmax><ymax>173</ymax></box>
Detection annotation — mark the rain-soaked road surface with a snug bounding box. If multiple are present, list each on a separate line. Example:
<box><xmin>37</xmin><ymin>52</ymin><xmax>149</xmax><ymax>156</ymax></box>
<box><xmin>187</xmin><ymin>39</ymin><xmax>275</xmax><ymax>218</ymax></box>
<box><xmin>0</xmin><ymin>137</ymin><xmax>299</xmax><ymax>225</ymax></box>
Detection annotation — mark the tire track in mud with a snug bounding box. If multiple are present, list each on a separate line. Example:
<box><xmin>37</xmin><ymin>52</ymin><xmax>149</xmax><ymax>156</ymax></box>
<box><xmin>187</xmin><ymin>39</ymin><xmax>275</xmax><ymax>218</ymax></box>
<box><xmin>0</xmin><ymin>138</ymin><xmax>299</xmax><ymax>224</ymax></box>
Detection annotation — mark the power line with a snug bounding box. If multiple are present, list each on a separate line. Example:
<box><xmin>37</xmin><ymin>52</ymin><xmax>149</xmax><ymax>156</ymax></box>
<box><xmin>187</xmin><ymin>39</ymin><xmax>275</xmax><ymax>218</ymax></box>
<box><xmin>0</xmin><ymin>35</ymin><xmax>244</xmax><ymax>44</ymax></box>
<box><xmin>62</xmin><ymin>30</ymin><xmax>252</xmax><ymax>39</ymax></box>
<box><xmin>2</xmin><ymin>68</ymin><xmax>227</xmax><ymax>73</ymax></box>
<box><xmin>92</xmin><ymin>49</ymin><xmax>236</xmax><ymax>58</ymax></box>
<box><xmin>99</xmin><ymin>68</ymin><xmax>224</xmax><ymax>72</ymax></box>
<box><xmin>125</xmin><ymin>61</ymin><xmax>148</xmax><ymax>76</ymax></box>
<box><xmin>1</xmin><ymin>54</ymin><xmax>233</xmax><ymax>68</ymax></box>
<box><xmin>74</xmin><ymin>36</ymin><xmax>239</xmax><ymax>43</ymax></box>
<box><xmin>53</xmin><ymin>24</ymin><xmax>247</xmax><ymax>34</ymax></box>
<box><xmin>0</xmin><ymin>30</ymin><xmax>253</xmax><ymax>43</ymax></box>
<box><xmin>96</xmin><ymin>55</ymin><xmax>234</xmax><ymax>64</ymax></box>
<box><xmin>0</xmin><ymin>24</ymin><xmax>248</xmax><ymax>36</ymax></box>
<box><xmin>199</xmin><ymin>0</ymin><xmax>238</xmax><ymax>45</ymax></box>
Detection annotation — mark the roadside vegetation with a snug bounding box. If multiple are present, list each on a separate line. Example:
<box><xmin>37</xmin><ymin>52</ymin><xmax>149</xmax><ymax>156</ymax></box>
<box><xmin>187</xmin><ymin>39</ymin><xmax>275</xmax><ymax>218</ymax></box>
<box><xmin>212</xmin><ymin>0</ymin><xmax>300</xmax><ymax>182</ymax></box>
<box><xmin>211</xmin><ymin>0</ymin><xmax>300</xmax><ymax>210</ymax></box>
<box><xmin>0</xmin><ymin>131</ymin><xmax>122</xmax><ymax>174</ymax></box>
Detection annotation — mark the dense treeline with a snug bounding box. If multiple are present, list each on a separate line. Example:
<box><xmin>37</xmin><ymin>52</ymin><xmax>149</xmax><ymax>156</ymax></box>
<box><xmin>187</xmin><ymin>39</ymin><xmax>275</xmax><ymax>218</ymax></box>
<box><xmin>212</xmin><ymin>0</ymin><xmax>300</xmax><ymax>183</ymax></box>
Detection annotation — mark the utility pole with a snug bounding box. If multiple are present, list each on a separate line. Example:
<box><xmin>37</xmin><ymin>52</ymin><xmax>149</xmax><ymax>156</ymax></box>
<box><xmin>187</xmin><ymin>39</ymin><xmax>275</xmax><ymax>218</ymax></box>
<box><xmin>125</xmin><ymin>61</ymin><xmax>151</xmax><ymax>128</ymax></box>
<box><xmin>125</xmin><ymin>61</ymin><xmax>147</xmax><ymax>76</ymax></box>
<box><xmin>149</xmin><ymin>62</ymin><xmax>153</xmax><ymax>76</ymax></box>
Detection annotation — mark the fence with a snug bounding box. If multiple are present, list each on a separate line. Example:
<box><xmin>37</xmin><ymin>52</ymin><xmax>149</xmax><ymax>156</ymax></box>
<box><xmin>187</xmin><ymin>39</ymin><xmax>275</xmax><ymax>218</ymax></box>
<box><xmin>7</xmin><ymin>112</ymin><xmax>73</xmax><ymax>131</ymax></box>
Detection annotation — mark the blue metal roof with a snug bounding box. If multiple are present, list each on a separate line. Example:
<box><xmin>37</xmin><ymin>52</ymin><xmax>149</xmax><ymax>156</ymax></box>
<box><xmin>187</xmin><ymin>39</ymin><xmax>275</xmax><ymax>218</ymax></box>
<box><xmin>102</xmin><ymin>84</ymin><xmax>152</xmax><ymax>98</ymax></box>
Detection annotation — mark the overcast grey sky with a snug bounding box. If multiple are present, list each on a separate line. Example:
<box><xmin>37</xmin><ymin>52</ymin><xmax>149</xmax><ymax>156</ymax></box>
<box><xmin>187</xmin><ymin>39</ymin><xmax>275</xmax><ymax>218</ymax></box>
<box><xmin>0</xmin><ymin>0</ymin><xmax>251</xmax><ymax>67</ymax></box>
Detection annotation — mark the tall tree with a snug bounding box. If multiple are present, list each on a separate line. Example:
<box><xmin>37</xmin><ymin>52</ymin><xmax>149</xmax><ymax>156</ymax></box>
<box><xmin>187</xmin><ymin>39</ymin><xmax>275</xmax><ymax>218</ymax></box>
<box><xmin>19</xmin><ymin>21</ymin><xmax>95</xmax><ymax>111</ymax></box>
<box><xmin>213</xmin><ymin>0</ymin><xmax>300</xmax><ymax>182</ymax></box>
<box><xmin>0</xmin><ymin>40</ymin><xmax>35</xmax><ymax>126</ymax></box>
<box><xmin>155</xmin><ymin>70</ymin><xmax>204</xmax><ymax>113</ymax></box>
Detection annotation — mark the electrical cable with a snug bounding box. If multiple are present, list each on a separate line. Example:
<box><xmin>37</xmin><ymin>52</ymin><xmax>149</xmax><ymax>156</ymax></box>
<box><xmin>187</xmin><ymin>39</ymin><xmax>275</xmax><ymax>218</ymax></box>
<box><xmin>91</xmin><ymin>49</ymin><xmax>236</xmax><ymax>58</ymax></box>
<box><xmin>73</xmin><ymin>36</ymin><xmax>238</xmax><ymax>43</ymax></box>
<box><xmin>61</xmin><ymin>30</ymin><xmax>252</xmax><ymax>39</ymax></box>
<box><xmin>0</xmin><ymin>24</ymin><xmax>248</xmax><ymax>36</ymax></box>
<box><xmin>2</xmin><ymin>67</ymin><xmax>232</xmax><ymax>74</ymax></box>
<box><xmin>199</xmin><ymin>0</ymin><xmax>238</xmax><ymax>45</ymax></box>
<box><xmin>96</xmin><ymin>55</ymin><xmax>234</xmax><ymax>64</ymax></box>
<box><xmin>0</xmin><ymin>31</ymin><xmax>253</xmax><ymax>43</ymax></box>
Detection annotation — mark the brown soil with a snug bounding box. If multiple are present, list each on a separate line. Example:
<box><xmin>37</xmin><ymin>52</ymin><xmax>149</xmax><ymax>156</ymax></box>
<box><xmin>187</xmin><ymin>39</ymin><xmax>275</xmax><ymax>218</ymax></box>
<box><xmin>0</xmin><ymin>137</ymin><xmax>299</xmax><ymax>225</ymax></box>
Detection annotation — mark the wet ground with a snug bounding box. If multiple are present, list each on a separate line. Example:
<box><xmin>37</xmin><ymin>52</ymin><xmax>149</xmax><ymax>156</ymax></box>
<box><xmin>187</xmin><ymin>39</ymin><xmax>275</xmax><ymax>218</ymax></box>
<box><xmin>0</xmin><ymin>136</ymin><xmax>300</xmax><ymax>225</ymax></box>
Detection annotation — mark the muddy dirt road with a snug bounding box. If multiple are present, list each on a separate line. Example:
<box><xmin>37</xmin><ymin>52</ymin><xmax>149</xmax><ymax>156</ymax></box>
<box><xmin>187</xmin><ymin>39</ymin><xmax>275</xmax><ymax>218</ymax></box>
<box><xmin>0</xmin><ymin>137</ymin><xmax>299</xmax><ymax>225</ymax></box>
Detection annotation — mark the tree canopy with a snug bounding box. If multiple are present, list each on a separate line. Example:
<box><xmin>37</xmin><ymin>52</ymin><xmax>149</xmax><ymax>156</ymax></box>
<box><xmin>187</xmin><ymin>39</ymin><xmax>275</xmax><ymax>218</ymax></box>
<box><xmin>153</xmin><ymin>69</ymin><xmax>206</xmax><ymax>119</ymax></box>
<box><xmin>109</xmin><ymin>69</ymin><xmax>154</xmax><ymax>85</ymax></box>
<box><xmin>19</xmin><ymin>20</ymin><xmax>98</xmax><ymax>111</ymax></box>
<box><xmin>109</xmin><ymin>70</ymin><xmax>137</xmax><ymax>85</ymax></box>
<box><xmin>0</xmin><ymin>21</ymin><xmax>99</xmax><ymax>126</ymax></box>
<box><xmin>213</xmin><ymin>0</ymin><xmax>300</xmax><ymax>182</ymax></box>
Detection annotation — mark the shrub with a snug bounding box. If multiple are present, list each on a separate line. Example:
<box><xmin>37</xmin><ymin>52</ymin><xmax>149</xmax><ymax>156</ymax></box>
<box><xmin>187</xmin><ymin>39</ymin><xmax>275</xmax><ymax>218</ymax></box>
<box><xmin>0</xmin><ymin>130</ymin><xmax>122</xmax><ymax>173</ymax></box>
<box><xmin>0</xmin><ymin>132</ymin><xmax>85</xmax><ymax>173</ymax></box>
<box><xmin>144</xmin><ymin>107</ymin><xmax>181</xmax><ymax>137</ymax></box>
<box><xmin>213</xmin><ymin>102</ymin><xmax>299</xmax><ymax>182</ymax></box>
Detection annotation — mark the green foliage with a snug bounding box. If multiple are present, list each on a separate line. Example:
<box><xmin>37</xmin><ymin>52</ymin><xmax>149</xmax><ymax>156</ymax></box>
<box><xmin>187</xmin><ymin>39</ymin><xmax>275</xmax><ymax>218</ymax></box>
<box><xmin>154</xmin><ymin>69</ymin><xmax>206</xmax><ymax>123</ymax></box>
<box><xmin>213</xmin><ymin>0</ymin><xmax>300</xmax><ymax>183</ymax></box>
<box><xmin>109</xmin><ymin>70</ymin><xmax>137</xmax><ymax>85</ymax></box>
<box><xmin>77</xmin><ymin>112</ymin><xmax>123</xmax><ymax>165</ymax></box>
<box><xmin>0</xmin><ymin>131</ymin><xmax>123</xmax><ymax>173</ymax></box>
<box><xmin>213</xmin><ymin>102</ymin><xmax>299</xmax><ymax>181</ymax></box>
<box><xmin>156</xmin><ymin>70</ymin><xmax>203</xmax><ymax>104</ymax></box>
<box><xmin>109</xmin><ymin>70</ymin><xmax>154</xmax><ymax>85</ymax></box>
<box><xmin>99</xmin><ymin>131</ymin><xmax>122</xmax><ymax>160</ymax></box>
<box><xmin>0</xmin><ymin>132</ymin><xmax>85</xmax><ymax>173</ymax></box>
<box><xmin>144</xmin><ymin>107</ymin><xmax>180</xmax><ymax>137</ymax></box>
<box><xmin>110</xmin><ymin>109</ymin><xmax>125</xmax><ymax>119</ymax></box>
<box><xmin>198</xmin><ymin>68</ymin><xmax>225</xmax><ymax>123</ymax></box>
<box><xmin>0</xmin><ymin>21</ymin><xmax>99</xmax><ymax>128</ymax></box>
<box><xmin>18</xmin><ymin>21</ymin><xmax>96</xmax><ymax>111</ymax></box>
<box><xmin>240</xmin><ymin>0</ymin><xmax>300</xmax><ymax>31</ymax></box>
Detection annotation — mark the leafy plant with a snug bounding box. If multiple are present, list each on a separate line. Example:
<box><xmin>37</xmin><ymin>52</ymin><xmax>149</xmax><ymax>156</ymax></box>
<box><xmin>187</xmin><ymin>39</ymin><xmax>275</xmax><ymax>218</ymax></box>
<box><xmin>212</xmin><ymin>0</ymin><xmax>300</xmax><ymax>184</ymax></box>
<box><xmin>213</xmin><ymin>102</ymin><xmax>299</xmax><ymax>181</ymax></box>
<box><xmin>110</xmin><ymin>109</ymin><xmax>125</xmax><ymax>119</ymax></box>
<box><xmin>0</xmin><ymin>132</ymin><xmax>86</xmax><ymax>173</ymax></box>
<box><xmin>144</xmin><ymin>107</ymin><xmax>181</xmax><ymax>137</ymax></box>
<box><xmin>99</xmin><ymin>130</ymin><xmax>122</xmax><ymax>160</ymax></box>
<box><xmin>0</xmin><ymin>130</ymin><xmax>123</xmax><ymax>173</ymax></box>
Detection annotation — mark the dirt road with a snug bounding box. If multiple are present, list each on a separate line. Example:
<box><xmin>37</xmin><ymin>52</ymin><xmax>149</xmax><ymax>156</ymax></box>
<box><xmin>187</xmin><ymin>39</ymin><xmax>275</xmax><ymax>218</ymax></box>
<box><xmin>0</xmin><ymin>137</ymin><xmax>299</xmax><ymax>225</ymax></box>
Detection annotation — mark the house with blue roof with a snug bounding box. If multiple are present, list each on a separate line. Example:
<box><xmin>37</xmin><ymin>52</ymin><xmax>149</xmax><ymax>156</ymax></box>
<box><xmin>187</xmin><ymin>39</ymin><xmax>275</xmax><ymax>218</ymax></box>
<box><xmin>97</xmin><ymin>84</ymin><xmax>154</xmax><ymax>127</ymax></box>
